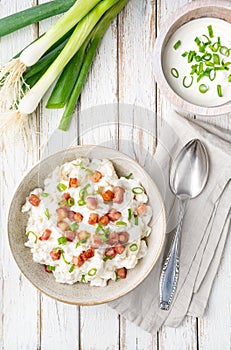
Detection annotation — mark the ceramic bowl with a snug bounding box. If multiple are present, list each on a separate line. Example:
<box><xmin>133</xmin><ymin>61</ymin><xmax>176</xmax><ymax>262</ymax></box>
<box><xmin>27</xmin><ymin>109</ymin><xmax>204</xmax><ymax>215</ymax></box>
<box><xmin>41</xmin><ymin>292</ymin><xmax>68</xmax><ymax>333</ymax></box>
<box><xmin>8</xmin><ymin>146</ymin><xmax>165</xmax><ymax>305</ymax></box>
<box><xmin>154</xmin><ymin>0</ymin><xmax>231</xmax><ymax>116</ymax></box>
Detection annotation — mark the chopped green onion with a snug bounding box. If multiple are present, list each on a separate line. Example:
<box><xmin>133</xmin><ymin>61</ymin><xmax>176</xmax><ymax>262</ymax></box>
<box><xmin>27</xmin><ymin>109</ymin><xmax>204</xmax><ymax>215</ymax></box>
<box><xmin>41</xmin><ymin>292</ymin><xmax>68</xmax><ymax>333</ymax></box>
<box><xmin>217</xmin><ymin>84</ymin><xmax>223</xmax><ymax>97</ymax></box>
<box><xmin>69</xmin><ymin>264</ymin><xmax>75</xmax><ymax>273</ymax></box>
<box><xmin>81</xmin><ymin>275</ymin><xmax>86</xmax><ymax>282</ymax></box>
<box><xmin>103</xmin><ymin>255</ymin><xmax>114</xmax><ymax>262</ymax></box>
<box><xmin>78</xmin><ymin>199</ymin><xmax>86</xmax><ymax>206</ymax></box>
<box><xmin>70</xmin><ymin>222</ymin><xmax>79</xmax><ymax>231</ymax></box>
<box><xmin>57</xmin><ymin>183</ymin><xmax>67</xmax><ymax>192</ymax></box>
<box><xmin>125</xmin><ymin>172</ymin><xmax>133</xmax><ymax>179</ymax></box>
<box><xmin>173</xmin><ymin>40</ymin><xmax>181</xmax><ymax>50</ymax></box>
<box><xmin>128</xmin><ymin>208</ymin><xmax>132</xmax><ymax>221</ymax></box>
<box><xmin>76</xmin><ymin>238</ymin><xmax>88</xmax><ymax>248</ymax></box>
<box><xmin>132</xmin><ymin>187</ymin><xmax>144</xmax><ymax>194</ymax></box>
<box><xmin>202</xmin><ymin>34</ymin><xmax>211</xmax><ymax>44</ymax></box>
<box><xmin>209</xmin><ymin>69</ymin><xmax>216</xmax><ymax>81</ymax></box>
<box><xmin>207</xmin><ymin>25</ymin><xmax>214</xmax><ymax>38</ymax></box>
<box><xmin>44</xmin><ymin>208</ymin><xmax>51</xmax><ymax>220</ymax></box>
<box><xmin>95</xmin><ymin>222</ymin><xmax>103</xmax><ymax>234</ymax></box>
<box><xmin>194</xmin><ymin>37</ymin><xmax>201</xmax><ymax>46</ymax></box>
<box><xmin>199</xmin><ymin>84</ymin><xmax>209</xmax><ymax>94</ymax></box>
<box><xmin>228</xmin><ymin>74</ymin><xmax>231</xmax><ymax>82</ymax></box>
<box><xmin>57</xmin><ymin>236</ymin><xmax>67</xmax><ymax>245</ymax></box>
<box><xmin>116</xmin><ymin>221</ymin><xmax>127</xmax><ymax>226</ymax></box>
<box><xmin>134</xmin><ymin>214</ymin><xmax>138</xmax><ymax>226</ymax></box>
<box><xmin>58</xmin><ymin>199</ymin><xmax>67</xmax><ymax>206</ymax></box>
<box><xmin>209</xmin><ymin>42</ymin><xmax>219</xmax><ymax>52</ymax></box>
<box><xmin>79</xmin><ymin>183</ymin><xmax>90</xmax><ymax>199</ymax></box>
<box><xmin>115</xmin><ymin>271</ymin><xmax>119</xmax><ymax>282</ymax></box>
<box><xmin>213</xmin><ymin>53</ymin><xmax>220</xmax><ymax>65</ymax></box>
<box><xmin>170</xmin><ymin>68</ymin><xmax>179</xmax><ymax>78</ymax></box>
<box><xmin>26</xmin><ymin>231</ymin><xmax>38</xmax><ymax>244</ymax></box>
<box><xmin>47</xmin><ymin>265</ymin><xmax>56</xmax><ymax>272</ymax></box>
<box><xmin>61</xmin><ymin>251</ymin><xmax>70</xmax><ymax>264</ymax></box>
<box><xmin>54</xmin><ymin>247</ymin><xmax>61</xmax><ymax>253</ymax></box>
<box><xmin>195</xmin><ymin>55</ymin><xmax>202</xmax><ymax>62</ymax></box>
<box><xmin>198</xmin><ymin>62</ymin><xmax>204</xmax><ymax>74</ymax></box>
<box><xmin>42</xmin><ymin>192</ymin><xmax>49</xmax><ymax>197</ymax></box>
<box><xmin>85</xmin><ymin>168</ymin><xmax>94</xmax><ymax>175</ymax></box>
<box><xmin>220</xmin><ymin>46</ymin><xmax>230</xmax><ymax>57</ymax></box>
<box><xmin>88</xmin><ymin>268</ymin><xmax>97</xmax><ymax>276</ymax></box>
<box><xmin>67</xmin><ymin>197</ymin><xmax>75</xmax><ymax>207</ymax></box>
<box><xmin>100</xmin><ymin>234</ymin><xmax>109</xmax><ymax>242</ymax></box>
<box><xmin>73</xmin><ymin>161</ymin><xmax>85</xmax><ymax>169</ymax></box>
<box><xmin>181</xmin><ymin>51</ymin><xmax>188</xmax><ymax>57</ymax></box>
<box><xmin>202</xmin><ymin>53</ymin><xmax>212</xmax><ymax>61</ymax></box>
<box><xmin>188</xmin><ymin>51</ymin><xmax>196</xmax><ymax>63</ymax></box>
<box><xmin>182</xmin><ymin>75</ymin><xmax>193</xmax><ymax>88</ymax></box>
<box><xmin>129</xmin><ymin>243</ymin><xmax>138</xmax><ymax>252</ymax></box>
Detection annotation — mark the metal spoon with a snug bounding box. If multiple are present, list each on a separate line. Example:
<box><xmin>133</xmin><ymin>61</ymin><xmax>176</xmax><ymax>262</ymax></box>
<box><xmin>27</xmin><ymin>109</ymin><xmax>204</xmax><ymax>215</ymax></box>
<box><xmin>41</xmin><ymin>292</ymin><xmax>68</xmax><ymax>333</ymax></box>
<box><xmin>159</xmin><ymin>139</ymin><xmax>209</xmax><ymax>311</ymax></box>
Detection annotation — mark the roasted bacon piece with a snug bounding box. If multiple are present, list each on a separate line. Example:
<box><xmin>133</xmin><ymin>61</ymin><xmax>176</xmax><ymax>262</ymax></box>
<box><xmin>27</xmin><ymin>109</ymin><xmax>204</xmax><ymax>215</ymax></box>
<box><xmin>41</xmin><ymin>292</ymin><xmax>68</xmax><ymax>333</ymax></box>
<box><xmin>29</xmin><ymin>194</ymin><xmax>40</xmax><ymax>207</ymax></box>
<box><xmin>116</xmin><ymin>267</ymin><xmax>127</xmax><ymax>279</ymax></box>
<box><xmin>92</xmin><ymin>170</ymin><xmax>103</xmax><ymax>183</ymax></box>
<box><xmin>39</xmin><ymin>229</ymin><xmax>52</xmax><ymax>241</ymax></box>
<box><xmin>113</xmin><ymin>186</ymin><xmax>125</xmax><ymax>204</ymax></box>
<box><xmin>101</xmin><ymin>190</ymin><xmax>114</xmax><ymax>201</ymax></box>
<box><xmin>69</xmin><ymin>178</ymin><xmax>79</xmax><ymax>188</ymax></box>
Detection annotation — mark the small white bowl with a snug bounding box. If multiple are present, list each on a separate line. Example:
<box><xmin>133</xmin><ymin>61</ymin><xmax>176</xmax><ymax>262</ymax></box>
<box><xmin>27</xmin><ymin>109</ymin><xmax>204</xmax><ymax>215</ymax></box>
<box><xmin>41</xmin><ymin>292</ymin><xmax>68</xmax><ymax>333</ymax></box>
<box><xmin>8</xmin><ymin>146</ymin><xmax>165</xmax><ymax>305</ymax></box>
<box><xmin>154</xmin><ymin>0</ymin><xmax>231</xmax><ymax>116</ymax></box>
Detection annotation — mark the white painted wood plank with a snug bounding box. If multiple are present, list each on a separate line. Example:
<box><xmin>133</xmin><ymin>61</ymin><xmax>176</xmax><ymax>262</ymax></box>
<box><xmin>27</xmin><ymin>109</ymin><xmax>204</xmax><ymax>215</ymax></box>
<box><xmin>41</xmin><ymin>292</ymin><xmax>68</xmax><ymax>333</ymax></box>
<box><xmin>79</xmin><ymin>15</ymin><xmax>120</xmax><ymax>350</ymax></box>
<box><xmin>117</xmin><ymin>1</ymin><xmax>158</xmax><ymax>348</ymax></box>
<box><xmin>37</xmin><ymin>2</ymin><xmax>80</xmax><ymax>350</ymax></box>
<box><xmin>0</xmin><ymin>1</ymin><xmax>40</xmax><ymax>349</ymax></box>
<box><xmin>156</xmin><ymin>1</ymin><xmax>199</xmax><ymax>349</ymax></box>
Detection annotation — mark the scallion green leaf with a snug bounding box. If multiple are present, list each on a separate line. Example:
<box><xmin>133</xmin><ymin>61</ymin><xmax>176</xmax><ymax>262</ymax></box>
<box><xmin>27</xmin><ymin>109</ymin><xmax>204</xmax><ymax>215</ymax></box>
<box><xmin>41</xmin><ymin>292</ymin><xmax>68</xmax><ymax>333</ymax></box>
<box><xmin>116</xmin><ymin>221</ymin><xmax>127</xmax><ymax>226</ymax></box>
<box><xmin>42</xmin><ymin>192</ymin><xmax>49</xmax><ymax>197</ymax></box>
<box><xmin>44</xmin><ymin>208</ymin><xmax>51</xmax><ymax>220</ymax></box>
<box><xmin>70</xmin><ymin>222</ymin><xmax>79</xmax><ymax>231</ymax></box>
<box><xmin>228</xmin><ymin>74</ymin><xmax>231</xmax><ymax>82</ymax></box>
<box><xmin>103</xmin><ymin>255</ymin><xmax>114</xmax><ymax>262</ymax></box>
<box><xmin>207</xmin><ymin>25</ymin><xmax>214</xmax><ymax>38</ymax></box>
<box><xmin>57</xmin><ymin>183</ymin><xmax>67</xmax><ymax>192</ymax></box>
<box><xmin>67</xmin><ymin>197</ymin><xmax>75</xmax><ymax>207</ymax></box>
<box><xmin>69</xmin><ymin>264</ymin><xmax>75</xmax><ymax>273</ymax></box>
<box><xmin>128</xmin><ymin>208</ymin><xmax>132</xmax><ymax>221</ymax></box>
<box><xmin>57</xmin><ymin>236</ymin><xmax>67</xmax><ymax>245</ymax></box>
<box><xmin>213</xmin><ymin>53</ymin><xmax>220</xmax><ymax>65</ymax></box>
<box><xmin>81</xmin><ymin>275</ymin><xmax>86</xmax><ymax>282</ymax></box>
<box><xmin>76</xmin><ymin>238</ymin><xmax>88</xmax><ymax>248</ymax></box>
<box><xmin>78</xmin><ymin>199</ymin><xmax>86</xmax><ymax>206</ymax></box>
<box><xmin>134</xmin><ymin>214</ymin><xmax>138</xmax><ymax>226</ymax></box>
<box><xmin>88</xmin><ymin>268</ymin><xmax>97</xmax><ymax>276</ymax></box>
<box><xmin>182</xmin><ymin>75</ymin><xmax>193</xmax><ymax>88</ymax></box>
<box><xmin>47</xmin><ymin>265</ymin><xmax>56</xmax><ymax>272</ymax></box>
<box><xmin>199</xmin><ymin>84</ymin><xmax>209</xmax><ymax>94</ymax></box>
<box><xmin>170</xmin><ymin>68</ymin><xmax>179</xmax><ymax>78</ymax></box>
<box><xmin>173</xmin><ymin>40</ymin><xmax>181</xmax><ymax>50</ymax></box>
<box><xmin>181</xmin><ymin>51</ymin><xmax>188</xmax><ymax>57</ymax></box>
<box><xmin>125</xmin><ymin>172</ymin><xmax>133</xmax><ymax>179</ymax></box>
<box><xmin>132</xmin><ymin>187</ymin><xmax>144</xmax><ymax>194</ymax></box>
<box><xmin>26</xmin><ymin>231</ymin><xmax>38</xmax><ymax>244</ymax></box>
<box><xmin>217</xmin><ymin>84</ymin><xmax>223</xmax><ymax>97</ymax></box>
<box><xmin>129</xmin><ymin>243</ymin><xmax>138</xmax><ymax>252</ymax></box>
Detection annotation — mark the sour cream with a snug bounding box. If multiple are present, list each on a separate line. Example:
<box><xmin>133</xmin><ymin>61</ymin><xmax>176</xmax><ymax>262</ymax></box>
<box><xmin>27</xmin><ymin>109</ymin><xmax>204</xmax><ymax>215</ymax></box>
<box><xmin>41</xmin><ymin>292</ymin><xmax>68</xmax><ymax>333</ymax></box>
<box><xmin>163</xmin><ymin>18</ymin><xmax>231</xmax><ymax>107</ymax></box>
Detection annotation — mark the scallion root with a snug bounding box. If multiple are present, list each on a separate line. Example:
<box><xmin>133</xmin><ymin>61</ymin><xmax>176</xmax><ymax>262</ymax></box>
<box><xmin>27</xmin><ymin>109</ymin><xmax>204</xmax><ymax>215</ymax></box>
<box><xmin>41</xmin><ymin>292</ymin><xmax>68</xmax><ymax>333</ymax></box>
<box><xmin>0</xmin><ymin>58</ymin><xmax>28</xmax><ymax>112</ymax></box>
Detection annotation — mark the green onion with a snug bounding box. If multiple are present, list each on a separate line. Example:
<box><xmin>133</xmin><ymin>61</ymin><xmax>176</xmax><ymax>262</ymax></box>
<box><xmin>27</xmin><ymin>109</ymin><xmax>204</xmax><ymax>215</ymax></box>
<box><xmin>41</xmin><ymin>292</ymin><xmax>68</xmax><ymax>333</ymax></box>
<box><xmin>173</xmin><ymin>40</ymin><xmax>181</xmax><ymax>50</ymax></box>
<box><xmin>103</xmin><ymin>255</ymin><xmax>114</xmax><ymax>262</ymax></box>
<box><xmin>188</xmin><ymin>51</ymin><xmax>196</xmax><ymax>63</ymax></box>
<box><xmin>78</xmin><ymin>199</ymin><xmax>86</xmax><ymax>206</ymax></box>
<box><xmin>182</xmin><ymin>76</ymin><xmax>193</xmax><ymax>88</ymax></box>
<box><xmin>170</xmin><ymin>68</ymin><xmax>179</xmax><ymax>78</ymax></box>
<box><xmin>70</xmin><ymin>222</ymin><xmax>79</xmax><ymax>232</ymax></box>
<box><xmin>73</xmin><ymin>161</ymin><xmax>85</xmax><ymax>169</ymax></box>
<box><xmin>129</xmin><ymin>243</ymin><xmax>138</xmax><ymax>252</ymax></box>
<box><xmin>44</xmin><ymin>208</ymin><xmax>51</xmax><ymax>220</ymax></box>
<box><xmin>198</xmin><ymin>62</ymin><xmax>204</xmax><ymax>74</ymax></box>
<box><xmin>128</xmin><ymin>208</ymin><xmax>132</xmax><ymax>221</ymax></box>
<box><xmin>54</xmin><ymin>247</ymin><xmax>70</xmax><ymax>264</ymax></box>
<box><xmin>100</xmin><ymin>234</ymin><xmax>109</xmax><ymax>242</ymax></box>
<box><xmin>58</xmin><ymin>0</ymin><xmax>129</xmax><ymax>131</ymax></box>
<box><xmin>115</xmin><ymin>271</ymin><xmax>119</xmax><ymax>282</ymax></box>
<box><xmin>116</xmin><ymin>221</ymin><xmax>127</xmax><ymax>226</ymax></box>
<box><xmin>207</xmin><ymin>25</ymin><xmax>214</xmax><ymax>38</ymax></box>
<box><xmin>81</xmin><ymin>275</ymin><xmax>86</xmax><ymax>282</ymax></box>
<box><xmin>57</xmin><ymin>183</ymin><xmax>67</xmax><ymax>192</ymax></box>
<box><xmin>182</xmin><ymin>51</ymin><xmax>188</xmax><ymax>57</ymax></box>
<box><xmin>209</xmin><ymin>69</ymin><xmax>216</xmax><ymax>81</ymax></box>
<box><xmin>228</xmin><ymin>74</ymin><xmax>231</xmax><ymax>82</ymax></box>
<box><xmin>132</xmin><ymin>187</ymin><xmax>144</xmax><ymax>194</ymax></box>
<box><xmin>209</xmin><ymin>42</ymin><xmax>219</xmax><ymax>52</ymax></box>
<box><xmin>67</xmin><ymin>197</ymin><xmax>75</xmax><ymax>207</ymax></box>
<box><xmin>213</xmin><ymin>53</ymin><xmax>220</xmax><ymax>65</ymax></box>
<box><xmin>57</xmin><ymin>236</ymin><xmax>67</xmax><ymax>245</ymax></box>
<box><xmin>202</xmin><ymin>34</ymin><xmax>211</xmax><ymax>44</ymax></box>
<box><xmin>134</xmin><ymin>214</ymin><xmax>138</xmax><ymax>226</ymax></box>
<box><xmin>0</xmin><ymin>0</ymin><xmax>77</xmax><ymax>38</ymax></box>
<box><xmin>76</xmin><ymin>238</ymin><xmax>88</xmax><ymax>248</ymax></box>
<box><xmin>195</xmin><ymin>55</ymin><xmax>202</xmax><ymax>62</ymax></box>
<box><xmin>125</xmin><ymin>173</ymin><xmax>133</xmax><ymax>179</ymax></box>
<box><xmin>79</xmin><ymin>184</ymin><xmax>91</xmax><ymax>200</ymax></box>
<box><xmin>26</xmin><ymin>231</ymin><xmax>38</xmax><ymax>244</ymax></box>
<box><xmin>85</xmin><ymin>168</ymin><xmax>94</xmax><ymax>175</ymax></box>
<box><xmin>18</xmin><ymin>0</ymin><xmax>119</xmax><ymax>117</ymax></box>
<box><xmin>194</xmin><ymin>37</ymin><xmax>201</xmax><ymax>46</ymax></box>
<box><xmin>88</xmin><ymin>268</ymin><xmax>97</xmax><ymax>276</ymax></box>
<box><xmin>58</xmin><ymin>199</ymin><xmax>67</xmax><ymax>207</ymax></box>
<box><xmin>202</xmin><ymin>53</ymin><xmax>212</xmax><ymax>61</ymax></box>
<box><xmin>217</xmin><ymin>84</ymin><xmax>223</xmax><ymax>97</ymax></box>
<box><xmin>220</xmin><ymin>46</ymin><xmax>230</xmax><ymax>56</ymax></box>
<box><xmin>42</xmin><ymin>192</ymin><xmax>49</xmax><ymax>197</ymax></box>
<box><xmin>69</xmin><ymin>264</ymin><xmax>75</xmax><ymax>273</ymax></box>
<box><xmin>199</xmin><ymin>84</ymin><xmax>209</xmax><ymax>94</ymax></box>
<box><xmin>47</xmin><ymin>265</ymin><xmax>56</xmax><ymax>272</ymax></box>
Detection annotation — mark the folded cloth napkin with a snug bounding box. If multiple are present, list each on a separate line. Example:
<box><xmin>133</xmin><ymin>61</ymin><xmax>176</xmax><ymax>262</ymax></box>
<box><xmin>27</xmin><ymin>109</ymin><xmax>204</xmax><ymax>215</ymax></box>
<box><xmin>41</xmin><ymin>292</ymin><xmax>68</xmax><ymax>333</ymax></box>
<box><xmin>109</xmin><ymin>111</ymin><xmax>231</xmax><ymax>333</ymax></box>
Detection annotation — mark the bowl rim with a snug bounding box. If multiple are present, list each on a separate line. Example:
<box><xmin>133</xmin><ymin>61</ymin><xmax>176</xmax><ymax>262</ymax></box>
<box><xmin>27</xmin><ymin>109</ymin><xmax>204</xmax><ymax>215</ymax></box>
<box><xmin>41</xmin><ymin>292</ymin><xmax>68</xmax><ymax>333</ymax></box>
<box><xmin>7</xmin><ymin>145</ymin><xmax>166</xmax><ymax>305</ymax></box>
<box><xmin>154</xmin><ymin>0</ymin><xmax>231</xmax><ymax>116</ymax></box>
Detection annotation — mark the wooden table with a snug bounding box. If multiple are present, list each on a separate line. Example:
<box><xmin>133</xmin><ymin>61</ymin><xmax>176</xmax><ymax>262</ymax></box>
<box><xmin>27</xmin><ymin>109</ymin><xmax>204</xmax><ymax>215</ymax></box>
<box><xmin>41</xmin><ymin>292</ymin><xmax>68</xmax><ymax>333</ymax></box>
<box><xmin>0</xmin><ymin>1</ymin><xmax>230</xmax><ymax>349</ymax></box>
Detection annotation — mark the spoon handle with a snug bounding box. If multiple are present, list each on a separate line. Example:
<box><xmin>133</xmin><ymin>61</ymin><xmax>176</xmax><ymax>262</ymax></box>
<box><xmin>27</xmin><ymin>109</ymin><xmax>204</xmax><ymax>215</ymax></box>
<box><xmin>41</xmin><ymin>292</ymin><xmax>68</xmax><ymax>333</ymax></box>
<box><xmin>159</xmin><ymin>199</ymin><xmax>187</xmax><ymax>311</ymax></box>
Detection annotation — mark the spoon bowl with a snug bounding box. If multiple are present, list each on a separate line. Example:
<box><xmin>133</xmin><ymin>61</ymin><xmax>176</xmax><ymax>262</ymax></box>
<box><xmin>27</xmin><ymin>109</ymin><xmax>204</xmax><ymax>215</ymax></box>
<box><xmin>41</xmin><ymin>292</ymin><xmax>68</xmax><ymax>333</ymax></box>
<box><xmin>170</xmin><ymin>139</ymin><xmax>209</xmax><ymax>200</ymax></box>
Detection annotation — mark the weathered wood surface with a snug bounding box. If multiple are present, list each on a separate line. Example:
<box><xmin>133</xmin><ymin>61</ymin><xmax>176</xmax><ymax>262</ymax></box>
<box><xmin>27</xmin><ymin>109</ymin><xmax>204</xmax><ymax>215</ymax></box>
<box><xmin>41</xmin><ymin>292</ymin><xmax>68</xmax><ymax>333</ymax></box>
<box><xmin>0</xmin><ymin>0</ymin><xmax>230</xmax><ymax>349</ymax></box>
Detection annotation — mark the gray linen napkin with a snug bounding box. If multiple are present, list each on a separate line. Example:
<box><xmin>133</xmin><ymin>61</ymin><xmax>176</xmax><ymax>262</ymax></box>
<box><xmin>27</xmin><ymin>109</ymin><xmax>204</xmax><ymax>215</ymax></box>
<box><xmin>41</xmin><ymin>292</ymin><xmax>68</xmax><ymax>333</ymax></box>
<box><xmin>109</xmin><ymin>111</ymin><xmax>231</xmax><ymax>333</ymax></box>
